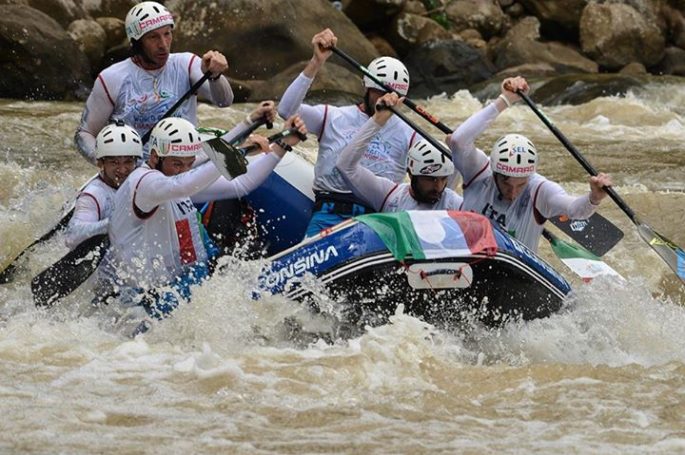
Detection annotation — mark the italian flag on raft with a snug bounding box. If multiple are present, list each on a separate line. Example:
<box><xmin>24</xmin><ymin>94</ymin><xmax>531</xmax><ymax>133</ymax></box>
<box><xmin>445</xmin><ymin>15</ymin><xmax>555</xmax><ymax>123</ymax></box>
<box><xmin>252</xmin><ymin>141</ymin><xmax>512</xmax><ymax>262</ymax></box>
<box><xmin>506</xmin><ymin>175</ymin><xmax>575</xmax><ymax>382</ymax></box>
<box><xmin>355</xmin><ymin>210</ymin><xmax>498</xmax><ymax>261</ymax></box>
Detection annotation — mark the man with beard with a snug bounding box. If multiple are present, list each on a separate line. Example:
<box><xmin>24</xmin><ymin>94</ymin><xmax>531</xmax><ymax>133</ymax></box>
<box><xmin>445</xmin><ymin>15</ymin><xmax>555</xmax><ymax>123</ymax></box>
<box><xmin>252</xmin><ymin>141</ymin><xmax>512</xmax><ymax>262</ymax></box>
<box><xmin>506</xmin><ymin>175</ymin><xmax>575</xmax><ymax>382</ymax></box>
<box><xmin>75</xmin><ymin>1</ymin><xmax>233</xmax><ymax>163</ymax></box>
<box><xmin>277</xmin><ymin>29</ymin><xmax>418</xmax><ymax>236</ymax></box>
<box><xmin>336</xmin><ymin>93</ymin><xmax>463</xmax><ymax>213</ymax></box>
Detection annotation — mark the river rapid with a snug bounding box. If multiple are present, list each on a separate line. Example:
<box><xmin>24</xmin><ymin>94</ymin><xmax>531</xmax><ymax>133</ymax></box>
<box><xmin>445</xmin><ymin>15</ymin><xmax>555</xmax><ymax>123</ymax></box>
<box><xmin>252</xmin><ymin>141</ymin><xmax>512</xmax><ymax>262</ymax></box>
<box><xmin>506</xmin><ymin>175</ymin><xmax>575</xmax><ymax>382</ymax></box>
<box><xmin>1</xmin><ymin>82</ymin><xmax>685</xmax><ymax>453</ymax></box>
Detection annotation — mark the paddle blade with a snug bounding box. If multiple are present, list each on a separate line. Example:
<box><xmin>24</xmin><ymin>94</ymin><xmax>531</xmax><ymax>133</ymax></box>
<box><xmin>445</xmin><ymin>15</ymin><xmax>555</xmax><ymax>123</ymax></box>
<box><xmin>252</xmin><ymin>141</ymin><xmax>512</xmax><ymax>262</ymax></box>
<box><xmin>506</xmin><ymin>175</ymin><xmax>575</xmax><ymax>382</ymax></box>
<box><xmin>550</xmin><ymin>212</ymin><xmax>624</xmax><ymax>257</ymax></box>
<box><xmin>548</xmin><ymin>234</ymin><xmax>623</xmax><ymax>282</ymax></box>
<box><xmin>201</xmin><ymin>137</ymin><xmax>248</xmax><ymax>179</ymax></box>
<box><xmin>636</xmin><ymin>221</ymin><xmax>685</xmax><ymax>285</ymax></box>
<box><xmin>31</xmin><ymin>234</ymin><xmax>109</xmax><ymax>307</ymax></box>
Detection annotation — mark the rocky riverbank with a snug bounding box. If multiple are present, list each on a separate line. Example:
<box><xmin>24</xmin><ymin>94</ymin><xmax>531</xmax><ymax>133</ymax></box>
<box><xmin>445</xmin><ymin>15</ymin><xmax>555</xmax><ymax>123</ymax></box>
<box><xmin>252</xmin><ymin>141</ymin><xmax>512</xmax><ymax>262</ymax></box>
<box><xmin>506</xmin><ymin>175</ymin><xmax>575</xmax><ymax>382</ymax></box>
<box><xmin>0</xmin><ymin>0</ymin><xmax>683</xmax><ymax>103</ymax></box>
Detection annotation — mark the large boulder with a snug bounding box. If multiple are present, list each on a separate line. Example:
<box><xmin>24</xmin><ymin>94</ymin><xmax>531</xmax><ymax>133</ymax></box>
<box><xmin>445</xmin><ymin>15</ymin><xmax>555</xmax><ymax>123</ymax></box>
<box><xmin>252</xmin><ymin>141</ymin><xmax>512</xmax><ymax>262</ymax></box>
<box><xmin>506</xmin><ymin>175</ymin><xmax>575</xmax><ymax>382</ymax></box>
<box><xmin>387</xmin><ymin>12</ymin><xmax>452</xmax><ymax>55</ymax></box>
<box><xmin>67</xmin><ymin>18</ymin><xmax>107</xmax><ymax>73</ymax></box>
<box><xmin>580</xmin><ymin>2</ymin><xmax>665</xmax><ymax>70</ymax></box>
<box><xmin>652</xmin><ymin>46</ymin><xmax>685</xmax><ymax>75</ymax></box>
<box><xmin>27</xmin><ymin>0</ymin><xmax>88</xmax><ymax>28</ymax></box>
<box><xmin>234</xmin><ymin>61</ymin><xmax>364</xmax><ymax>104</ymax></box>
<box><xmin>517</xmin><ymin>0</ymin><xmax>588</xmax><ymax>32</ymax></box>
<box><xmin>526</xmin><ymin>73</ymin><xmax>649</xmax><ymax>105</ymax></box>
<box><xmin>444</xmin><ymin>0</ymin><xmax>507</xmax><ymax>39</ymax></box>
<box><xmin>81</xmin><ymin>0</ymin><xmax>137</xmax><ymax>21</ymax></box>
<box><xmin>662</xmin><ymin>4</ymin><xmax>685</xmax><ymax>49</ymax></box>
<box><xmin>343</xmin><ymin>0</ymin><xmax>406</xmax><ymax>31</ymax></box>
<box><xmin>404</xmin><ymin>39</ymin><xmax>496</xmax><ymax>98</ymax></box>
<box><xmin>168</xmin><ymin>0</ymin><xmax>379</xmax><ymax>81</ymax></box>
<box><xmin>491</xmin><ymin>16</ymin><xmax>598</xmax><ymax>73</ymax></box>
<box><xmin>95</xmin><ymin>17</ymin><xmax>126</xmax><ymax>50</ymax></box>
<box><xmin>471</xmin><ymin>73</ymin><xmax>650</xmax><ymax>106</ymax></box>
<box><xmin>0</xmin><ymin>4</ymin><xmax>91</xmax><ymax>99</ymax></box>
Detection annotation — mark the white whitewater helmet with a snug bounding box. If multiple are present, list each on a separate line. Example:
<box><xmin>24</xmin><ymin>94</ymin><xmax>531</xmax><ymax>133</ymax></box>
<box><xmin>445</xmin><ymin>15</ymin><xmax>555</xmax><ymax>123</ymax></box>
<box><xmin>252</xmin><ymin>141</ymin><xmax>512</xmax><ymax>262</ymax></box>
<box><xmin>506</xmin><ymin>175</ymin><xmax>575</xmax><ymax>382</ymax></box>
<box><xmin>149</xmin><ymin>118</ymin><xmax>202</xmax><ymax>158</ymax></box>
<box><xmin>490</xmin><ymin>134</ymin><xmax>538</xmax><ymax>177</ymax></box>
<box><xmin>407</xmin><ymin>139</ymin><xmax>454</xmax><ymax>177</ymax></box>
<box><xmin>95</xmin><ymin>121</ymin><xmax>143</xmax><ymax>159</ymax></box>
<box><xmin>125</xmin><ymin>1</ymin><xmax>174</xmax><ymax>42</ymax></box>
<box><xmin>363</xmin><ymin>57</ymin><xmax>410</xmax><ymax>96</ymax></box>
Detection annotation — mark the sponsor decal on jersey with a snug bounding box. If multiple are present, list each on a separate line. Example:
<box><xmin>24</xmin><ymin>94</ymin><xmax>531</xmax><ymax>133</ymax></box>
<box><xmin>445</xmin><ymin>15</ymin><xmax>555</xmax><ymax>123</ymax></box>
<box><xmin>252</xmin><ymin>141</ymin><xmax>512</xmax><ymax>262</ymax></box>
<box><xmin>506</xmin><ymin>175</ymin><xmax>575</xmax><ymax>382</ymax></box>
<box><xmin>364</xmin><ymin>137</ymin><xmax>391</xmax><ymax>162</ymax></box>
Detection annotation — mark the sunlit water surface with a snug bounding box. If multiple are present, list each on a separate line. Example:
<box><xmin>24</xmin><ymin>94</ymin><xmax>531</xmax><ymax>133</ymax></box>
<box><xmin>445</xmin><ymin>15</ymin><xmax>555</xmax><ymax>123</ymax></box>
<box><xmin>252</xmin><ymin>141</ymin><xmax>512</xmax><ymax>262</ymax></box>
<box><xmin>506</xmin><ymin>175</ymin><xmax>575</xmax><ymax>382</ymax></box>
<box><xmin>1</xmin><ymin>82</ymin><xmax>684</xmax><ymax>453</ymax></box>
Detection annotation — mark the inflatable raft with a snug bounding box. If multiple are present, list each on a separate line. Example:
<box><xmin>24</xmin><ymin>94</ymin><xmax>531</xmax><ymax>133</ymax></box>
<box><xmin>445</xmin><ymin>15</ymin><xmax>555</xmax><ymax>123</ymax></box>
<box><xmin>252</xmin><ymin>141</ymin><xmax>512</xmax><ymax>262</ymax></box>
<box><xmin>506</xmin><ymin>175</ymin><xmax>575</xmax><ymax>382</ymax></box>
<box><xmin>245</xmin><ymin>152</ymin><xmax>571</xmax><ymax>329</ymax></box>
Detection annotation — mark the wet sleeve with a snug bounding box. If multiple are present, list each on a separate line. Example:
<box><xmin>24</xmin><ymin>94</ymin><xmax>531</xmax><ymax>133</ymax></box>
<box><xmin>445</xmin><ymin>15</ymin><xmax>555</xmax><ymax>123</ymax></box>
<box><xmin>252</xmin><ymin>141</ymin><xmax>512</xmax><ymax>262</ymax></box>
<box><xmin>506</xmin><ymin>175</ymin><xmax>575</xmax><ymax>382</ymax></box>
<box><xmin>448</xmin><ymin>103</ymin><xmax>499</xmax><ymax>183</ymax></box>
<box><xmin>65</xmin><ymin>194</ymin><xmax>109</xmax><ymax>250</ymax></box>
<box><xmin>220</xmin><ymin>119</ymin><xmax>253</xmax><ymax>144</ymax></box>
<box><xmin>193</xmin><ymin>152</ymin><xmax>281</xmax><ymax>202</ymax></box>
<box><xmin>276</xmin><ymin>72</ymin><xmax>325</xmax><ymax>136</ymax></box>
<box><xmin>136</xmin><ymin>162</ymin><xmax>222</xmax><ymax>212</ymax></box>
<box><xmin>74</xmin><ymin>77</ymin><xmax>114</xmax><ymax>166</ymax></box>
<box><xmin>336</xmin><ymin>117</ymin><xmax>396</xmax><ymax>211</ymax></box>
<box><xmin>191</xmin><ymin>54</ymin><xmax>234</xmax><ymax>107</ymax></box>
<box><xmin>536</xmin><ymin>180</ymin><xmax>597</xmax><ymax>221</ymax></box>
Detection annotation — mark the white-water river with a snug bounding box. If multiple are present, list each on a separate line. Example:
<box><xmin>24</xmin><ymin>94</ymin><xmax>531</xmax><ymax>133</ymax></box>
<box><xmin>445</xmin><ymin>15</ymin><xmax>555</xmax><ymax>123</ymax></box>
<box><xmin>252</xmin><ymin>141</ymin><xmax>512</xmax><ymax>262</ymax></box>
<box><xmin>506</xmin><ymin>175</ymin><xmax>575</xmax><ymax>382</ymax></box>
<box><xmin>1</xmin><ymin>83</ymin><xmax>684</xmax><ymax>453</ymax></box>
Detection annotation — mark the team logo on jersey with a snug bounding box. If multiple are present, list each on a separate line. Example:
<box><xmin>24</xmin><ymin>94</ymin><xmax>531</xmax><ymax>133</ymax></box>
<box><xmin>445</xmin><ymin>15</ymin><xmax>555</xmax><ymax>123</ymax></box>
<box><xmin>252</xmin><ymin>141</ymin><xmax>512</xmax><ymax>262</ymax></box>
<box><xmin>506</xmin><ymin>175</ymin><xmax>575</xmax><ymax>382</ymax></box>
<box><xmin>365</xmin><ymin>137</ymin><xmax>391</xmax><ymax>162</ymax></box>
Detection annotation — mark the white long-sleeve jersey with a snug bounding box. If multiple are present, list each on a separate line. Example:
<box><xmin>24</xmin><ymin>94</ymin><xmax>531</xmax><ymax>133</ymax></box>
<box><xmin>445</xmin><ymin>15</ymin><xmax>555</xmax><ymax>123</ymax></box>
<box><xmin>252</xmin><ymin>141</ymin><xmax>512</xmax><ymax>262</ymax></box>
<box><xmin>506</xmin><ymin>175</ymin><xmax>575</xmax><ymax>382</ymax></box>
<box><xmin>278</xmin><ymin>72</ymin><xmax>416</xmax><ymax>194</ymax></box>
<box><xmin>448</xmin><ymin>102</ymin><xmax>599</xmax><ymax>252</ymax></box>
<box><xmin>337</xmin><ymin>117</ymin><xmax>463</xmax><ymax>212</ymax></box>
<box><xmin>100</xmin><ymin>152</ymin><xmax>281</xmax><ymax>289</ymax></box>
<box><xmin>64</xmin><ymin>176</ymin><xmax>114</xmax><ymax>250</ymax></box>
<box><xmin>75</xmin><ymin>52</ymin><xmax>234</xmax><ymax>164</ymax></box>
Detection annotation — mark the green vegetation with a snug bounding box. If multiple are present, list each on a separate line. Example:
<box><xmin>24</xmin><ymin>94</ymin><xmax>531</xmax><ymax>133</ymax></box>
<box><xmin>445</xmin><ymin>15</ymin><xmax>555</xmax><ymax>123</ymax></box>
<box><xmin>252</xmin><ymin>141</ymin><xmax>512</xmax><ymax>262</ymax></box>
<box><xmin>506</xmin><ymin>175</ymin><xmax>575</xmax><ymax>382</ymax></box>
<box><xmin>422</xmin><ymin>0</ymin><xmax>450</xmax><ymax>29</ymax></box>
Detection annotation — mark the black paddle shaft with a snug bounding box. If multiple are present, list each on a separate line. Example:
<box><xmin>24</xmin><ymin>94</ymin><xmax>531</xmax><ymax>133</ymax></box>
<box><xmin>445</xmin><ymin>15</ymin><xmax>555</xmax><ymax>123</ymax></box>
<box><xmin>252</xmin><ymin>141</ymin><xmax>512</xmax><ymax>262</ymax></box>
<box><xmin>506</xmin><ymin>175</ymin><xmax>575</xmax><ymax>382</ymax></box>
<box><xmin>0</xmin><ymin>212</ymin><xmax>72</xmax><ymax>283</ymax></box>
<box><xmin>238</xmin><ymin>127</ymin><xmax>308</xmax><ymax>154</ymax></box>
<box><xmin>518</xmin><ymin>91</ymin><xmax>685</xmax><ymax>284</ymax></box>
<box><xmin>140</xmin><ymin>70</ymin><xmax>212</xmax><ymax>144</ymax></box>
<box><xmin>377</xmin><ymin>104</ymin><xmax>452</xmax><ymax>161</ymax></box>
<box><xmin>331</xmin><ymin>47</ymin><xmax>453</xmax><ymax>135</ymax></box>
<box><xmin>375</xmin><ymin>92</ymin><xmax>624</xmax><ymax>258</ymax></box>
